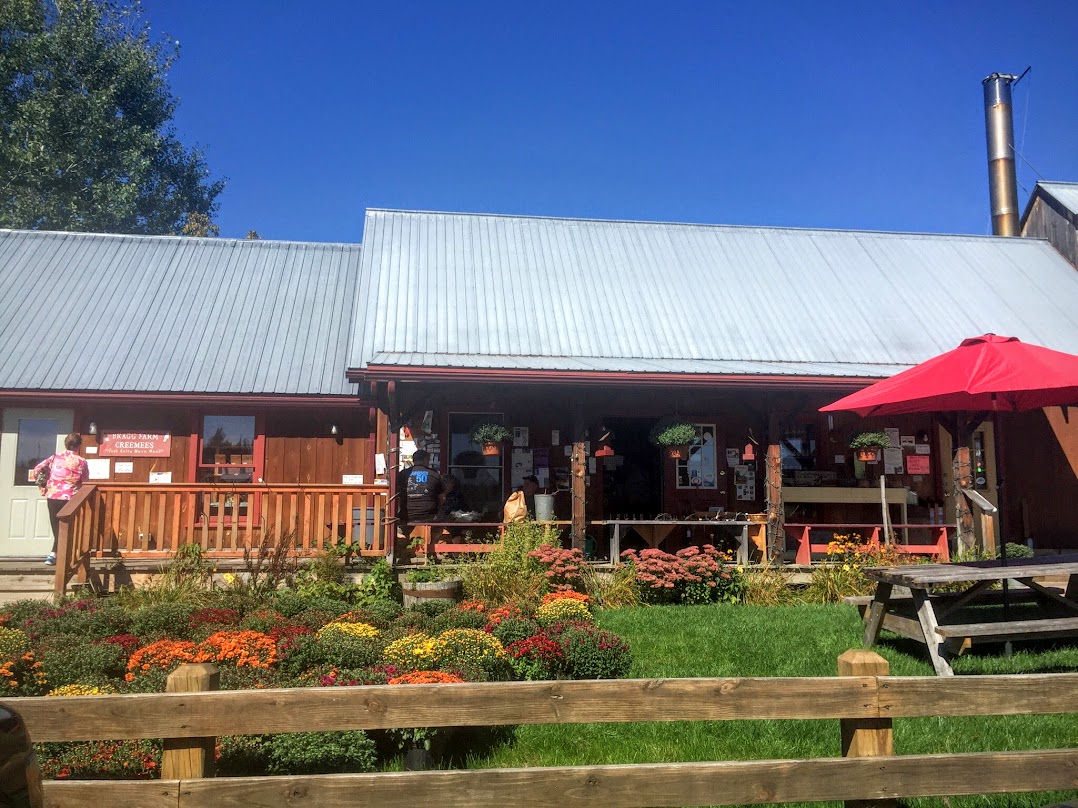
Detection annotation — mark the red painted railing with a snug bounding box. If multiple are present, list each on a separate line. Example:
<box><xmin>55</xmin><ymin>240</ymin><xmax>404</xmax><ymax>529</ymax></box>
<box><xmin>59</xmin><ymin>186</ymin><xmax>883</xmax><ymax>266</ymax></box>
<box><xmin>786</xmin><ymin>523</ymin><xmax>952</xmax><ymax>566</ymax></box>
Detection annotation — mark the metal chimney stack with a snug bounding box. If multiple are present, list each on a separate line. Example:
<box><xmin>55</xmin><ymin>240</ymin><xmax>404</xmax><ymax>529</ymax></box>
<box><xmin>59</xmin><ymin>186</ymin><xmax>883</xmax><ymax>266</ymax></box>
<box><xmin>982</xmin><ymin>73</ymin><xmax>1021</xmax><ymax>236</ymax></box>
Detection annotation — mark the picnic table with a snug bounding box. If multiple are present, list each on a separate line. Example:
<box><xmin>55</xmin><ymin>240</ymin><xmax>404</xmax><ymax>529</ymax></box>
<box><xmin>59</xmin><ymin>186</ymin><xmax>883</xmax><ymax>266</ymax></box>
<box><xmin>860</xmin><ymin>554</ymin><xmax>1078</xmax><ymax>675</ymax></box>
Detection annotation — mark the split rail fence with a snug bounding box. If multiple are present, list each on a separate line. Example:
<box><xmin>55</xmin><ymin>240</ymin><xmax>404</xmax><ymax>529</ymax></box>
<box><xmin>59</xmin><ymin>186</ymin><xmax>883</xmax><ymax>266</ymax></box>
<box><xmin>4</xmin><ymin>650</ymin><xmax>1078</xmax><ymax>807</ymax></box>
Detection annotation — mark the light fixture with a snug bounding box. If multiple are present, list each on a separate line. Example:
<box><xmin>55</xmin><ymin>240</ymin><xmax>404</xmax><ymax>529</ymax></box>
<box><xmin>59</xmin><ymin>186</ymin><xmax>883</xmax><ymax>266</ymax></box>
<box><xmin>330</xmin><ymin>424</ymin><xmax>339</xmax><ymax>436</ymax></box>
<box><xmin>88</xmin><ymin>422</ymin><xmax>97</xmax><ymax>435</ymax></box>
<box><xmin>742</xmin><ymin>442</ymin><xmax>756</xmax><ymax>462</ymax></box>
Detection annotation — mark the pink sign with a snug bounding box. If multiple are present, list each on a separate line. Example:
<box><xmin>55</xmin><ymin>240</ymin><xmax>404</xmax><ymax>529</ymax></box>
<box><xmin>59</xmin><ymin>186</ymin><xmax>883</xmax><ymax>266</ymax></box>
<box><xmin>99</xmin><ymin>433</ymin><xmax>171</xmax><ymax>457</ymax></box>
<box><xmin>905</xmin><ymin>455</ymin><xmax>930</xmax><ymax>475</ymax></box>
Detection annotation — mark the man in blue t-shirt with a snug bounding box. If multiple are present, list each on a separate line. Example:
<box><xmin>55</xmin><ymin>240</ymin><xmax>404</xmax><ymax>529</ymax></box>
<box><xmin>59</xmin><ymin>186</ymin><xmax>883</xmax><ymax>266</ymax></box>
<box><xmin>403</xmin><ymin>450</ymin><xmax>443</xmax><ymax>525</ymax></box>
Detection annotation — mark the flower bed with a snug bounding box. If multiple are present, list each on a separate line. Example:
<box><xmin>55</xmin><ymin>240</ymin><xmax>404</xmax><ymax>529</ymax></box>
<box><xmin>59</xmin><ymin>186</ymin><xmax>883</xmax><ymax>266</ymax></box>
<box><xmin>0</xmin><ymin>554</ymin><xmax>633</xmax><ymax>780</ymax></box>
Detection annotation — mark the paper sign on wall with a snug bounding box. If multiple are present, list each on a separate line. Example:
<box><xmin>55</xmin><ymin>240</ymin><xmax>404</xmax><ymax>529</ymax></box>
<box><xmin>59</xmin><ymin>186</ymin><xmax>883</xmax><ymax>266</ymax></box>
<box><xmin>513</xmin><ymin>427</ymin><xmax>529</xmax><ymax>447</ymax></box>
<box><xmin>551</xmin><ymin>430</ymin><xmax>560</xmax><ymax>446</ymax></box>
<box><xmin>114</xmin><ymin>461</ymin><xmax>134</xmax><ymax>474</ymax></box>
<box><xmin>885</xmin><ymin>428</ymin><xmax>901</xmax><ymax>448</ymax></box>
<box><xmin>900</xmin><ymin>435</ymin><xmax>916</xmax><ymax>448</ymax></box>
<box><xmin>375</xmin><ymin>454</ymin><xmax>387</xmax><ymax>475</ymax></box>
<box><xmin>86</xmin><ymin>459</ymin><xmax>110</xmax><ymax>480</ymax></box>
<box><xmin>883</xmin><ymin>447</ymin><xmax>904</xmax><ymax>475</ymax></box>
<box><xmin>342</xmin><ymin>474</ymin><xmax>364</xmax><ymax>485</ymax></box>
<box><xmin>149</xmin><ymin>471</ymin><xmax>172</xmax><ymax>484</ymax></box>
<box><xmin>906</xmin><ymin>455</ymin><xmax>931</xmax><ymax>475</ymax></box>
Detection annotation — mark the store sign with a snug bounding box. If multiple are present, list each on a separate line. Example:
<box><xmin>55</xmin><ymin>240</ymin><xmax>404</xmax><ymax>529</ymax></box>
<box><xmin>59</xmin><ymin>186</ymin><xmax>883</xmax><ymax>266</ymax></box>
<box><xmin>99</xmin><ymin>433</ymin><xmax>171</xmax><ymax>457</ymax></box>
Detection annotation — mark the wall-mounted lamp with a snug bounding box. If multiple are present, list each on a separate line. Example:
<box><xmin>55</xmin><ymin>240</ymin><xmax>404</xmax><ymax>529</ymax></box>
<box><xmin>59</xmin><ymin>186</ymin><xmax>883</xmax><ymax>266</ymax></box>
<box><xmin>742</xmin><ymin>442</ymin><xmax>756</xmax><ymax>462</ymax></box>
<box><xmin>916</xmin><ymin>430</ymin><xmax>930</xmax><ymax>444</ymax></box>
<box><xmin>330</xmin><ymin>424</ymin><xmax>339</xmax><ymax>436</ymax></box>
<box><xmin>88</xmin><ymin>422</ymin><xmax>98</xmax><ymax>435</ymax></box>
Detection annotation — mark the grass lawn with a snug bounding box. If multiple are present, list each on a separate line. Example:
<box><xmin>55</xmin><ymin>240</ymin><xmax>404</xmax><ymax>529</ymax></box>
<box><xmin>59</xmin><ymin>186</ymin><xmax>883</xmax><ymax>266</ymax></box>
<box><xmin>470</xmin><ymin>603</ymin><xmax>1078</xmax><ymax>808</ymax></box>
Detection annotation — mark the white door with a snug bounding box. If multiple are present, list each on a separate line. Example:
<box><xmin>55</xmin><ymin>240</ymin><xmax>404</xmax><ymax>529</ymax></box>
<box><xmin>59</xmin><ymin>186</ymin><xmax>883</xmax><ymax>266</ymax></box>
<box><xmin>0</xmin><ymin>408</ymin><xmax>73</xmax><ymax>557</ymax></box>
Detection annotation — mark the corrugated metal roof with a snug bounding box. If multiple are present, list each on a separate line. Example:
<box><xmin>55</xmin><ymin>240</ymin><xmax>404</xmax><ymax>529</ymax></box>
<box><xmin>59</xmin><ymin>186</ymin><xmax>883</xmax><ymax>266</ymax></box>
<box><xmin>0</xmin><ymin>230</ymin><xmax>361</xmax><ymax>396</ymax></box>
<box><xmin>349</xmin><ymin>210</ymin><xmax>1078</xmax><ymax>379</ymax></box>
<box><xmin>1039</xmin><ymin>182</ymin><xmax>1078</xmax><ymax>216</ymax></box>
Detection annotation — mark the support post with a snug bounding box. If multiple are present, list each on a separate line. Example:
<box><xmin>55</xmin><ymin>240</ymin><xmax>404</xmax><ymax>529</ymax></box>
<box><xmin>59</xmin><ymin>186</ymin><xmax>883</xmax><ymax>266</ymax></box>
<box><xmin>838</xmin><ymin>649</ymin><xmax>895</xmax><ymax>808</ymax></box>
<box><xmin>162</xmin><ymin>664</ymin><xmax>220</xmax><ymax>780</ymax></box>
<box><xmin>954</xmin><ymin>445</ymin><xmax>975</xmax><ymax>553</ymax></box>
<box><xmin>765</xmin><ymin>443</ymin><xmax>783</xmax><ymax>558</ymax></box>
<box><xmin>570</xmin><ymin>442</ymin><xmax>586</xmax><ymax>552</ymax></box>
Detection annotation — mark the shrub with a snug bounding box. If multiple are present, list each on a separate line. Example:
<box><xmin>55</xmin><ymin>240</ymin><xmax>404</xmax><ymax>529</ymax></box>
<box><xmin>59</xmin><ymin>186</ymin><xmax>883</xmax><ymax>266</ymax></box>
<box><xmin>277</xmin><ymin>633</ymin><xmax>327</xmax><ymax>678</ymax></box>
<box><xmin>432</xmin><ymin>605</ymin><xmax>490</xmax><ymax>633</ymax></box>
<box><xmin>218</xmin><ymin>665</ymin><xmax>294</xmax><ymax>691</ymax></box>
<box><xmin>239</xmin><ymin>608</ymin><xmax>288</xmax><ymax>633</ymax></box>
<box><xmin>96</xmin><ymin>633</ymin><xmax>142</xmax><ymax>657</ymax></box>
<box><xmin>394</xmin><ymin>610</ymin><xmax>436</xmax><ymax>634</ymax></box>
<box><xmin>1003</xmin><ymin>541</ymin><xmax>1034</xmax><ymax>559</ymax></box>
<box><xmin>130</xmin><ymin>603</ymin><xmax>197</xmax><ymax>640</ymax></box>
<box><xmin>264</xmin><ymin>731</ymin><xmax>377</xmax><ymax>774</ymax></box>
<box><xmin>535</xmin><ymin>598</ymin><xmax>592</xmax><ymax>626</ymax></box>
<box><xmin>0</xmin><ymin>650</ymin><xmax>48</xmax><ymax>695</ymax></box>
<box><xmin>355</xmin><ymin>558</ymin><xmax>402</xmax><ymax>605</ymax></box>
<box><xmin>461</xmin><ymin>521</ymin><xmax>554</xmax><ymax>604</ymax></box>
<box><xmin>47</xmin><ymin>683</ymin><xmax>116</xmax><ymax>696</ymax></box>
<box><xmin>360</xmin><ymin>598</ymin><xmax>403</xmax><ymax>627</ymax></box>
<box><xmin>315</xmin><ymin>628</ymin><xmax>384</xmax><ymax>669</ymax></box>
<box><xmin>409</xmin><ymin>599</ymin><xmax>455</xmax><ymax>619</ymax></box>
<box><xmin>37</xmin><ymin>739</ymin><xmax>160</xmax><ymax>780</ymax></box>
<box><xmin>317</xmin><ymin>622</ymin><xmax>380</xmax><ymax>640</ymax></box>
<box><xmin>382</xmin><ymin>633</ymin><xmax>444</xmax><ymax>672</ymax></box>
<box><xmin>506</xmin><ymin>634</ymin><xmax>566</xmax><ymax>680</ymax></box>
<box><xmin>620</xmin><ymin>545</ymin><xmax>745</xmax><ymax>605</ymax></box>
<box><xmin>528</xmin><ymin>545</ymin><xmax>587</xmax><ymax>592</ymax></box>
<box><xmin>0</xmin><ymin>627</ymin><xmax>30</xmax><ymax>657</ymax></box>
<box><xmin>290</xmin><ymin>609</ymin><xmax>337</xmax><ymax>632</ymax></box>
<box><xmin>24</xmin><ymin>599</ymin><xmax>128</xmax><ymax>641</ymax></box>
<box><xmin>198</xmin><ymin>631</ymin><xmax>278</xmax><ymax>669</ymax></box>
<box><xmin>488</xmin><ymin>616</ymin><xmax>541</xmax><ymax>647</ymax></box>
<box><xmin>39</xmin><ymin>640</ymin><xmax>126</xmax><ymax>688</ymax></box>
<box><xmin>125</xmin><ymin>639</ymin><xmax>200</xmax><ymax>681</ymax></box>
<box><xmin>804</xmin><ymin>533</ymin><xmax>899</xmax><ymax>603</ymax></box>
<box><xmin>270</xmin><ymin>590</ymin><xmax>316</xmax><ymax>618</ymax></box>
<box><xmin>549</xmin><ymin>623</ymin><xmax>632</xmax><ymax>680</ymax></box>
<box><xmin>188</xmin><ymin>608</ymin><xmax>241</xmax><ymax>632</ymax></box>
<box><xmin>437</xmin><ymin>629</ymin><xmax>510</xmax><ymax>680</ymax></box>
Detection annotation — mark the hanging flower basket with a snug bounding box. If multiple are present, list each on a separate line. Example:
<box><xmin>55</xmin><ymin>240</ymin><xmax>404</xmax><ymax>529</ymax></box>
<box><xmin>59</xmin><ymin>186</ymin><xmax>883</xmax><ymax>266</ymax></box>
<box><xmin>481</xmin><ymin>441</ymin><xmax>501</xmax><ymax>456</ymax></box>
<box><xmin>849</xmin><ymin>432</ymin><xmax>890</xmax><ymax>464</ymax></box>
<box><xmin>666</xmin><ymin>443</ymin><xmax>690</xmax><ymax>460</ymax></box>
<box><xmin>855</xmin><ymin>447</ymin><xmax>881</xmax><ymax>463</ymax></box>
<box><xmin>470</xmin><ymin>423</ymin><xmax>511</xmax><ymax>456</ymax></box>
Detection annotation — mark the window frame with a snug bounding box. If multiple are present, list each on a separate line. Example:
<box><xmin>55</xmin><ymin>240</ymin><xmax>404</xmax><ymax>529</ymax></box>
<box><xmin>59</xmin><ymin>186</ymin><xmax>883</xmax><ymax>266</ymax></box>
<box><xmin>191</xmin><ymin>414</ymin><xmax>265</xmax><ymax>525</ymax></box>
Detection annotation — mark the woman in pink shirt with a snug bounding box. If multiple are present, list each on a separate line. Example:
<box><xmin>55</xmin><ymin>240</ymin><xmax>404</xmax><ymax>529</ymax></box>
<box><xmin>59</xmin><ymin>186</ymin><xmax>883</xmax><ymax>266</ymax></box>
<box><xmin>32</xmin><ymin>433</ymin><xmax>89</xmax><ymax>565</ymax></box>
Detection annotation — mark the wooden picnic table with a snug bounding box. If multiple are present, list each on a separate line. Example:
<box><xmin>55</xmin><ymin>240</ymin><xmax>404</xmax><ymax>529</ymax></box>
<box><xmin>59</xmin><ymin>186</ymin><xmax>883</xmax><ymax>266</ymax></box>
<box><xmin>861</xmin><ymin>554</ymin><xmax>1078</xmax><ymax>675</ymax></box>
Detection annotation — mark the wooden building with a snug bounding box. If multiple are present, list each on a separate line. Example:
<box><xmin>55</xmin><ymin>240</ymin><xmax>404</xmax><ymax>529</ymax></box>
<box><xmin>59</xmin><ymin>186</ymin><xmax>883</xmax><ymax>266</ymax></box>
<box><xmin>3</xmin><ymin>210</ymin><xmax>1078</xmax><ymax>590</ymax></box>
<box><xmin>1021</xmin><ymin>181</ymin><xmax>1078</xmax><ymax>268</ymax></box>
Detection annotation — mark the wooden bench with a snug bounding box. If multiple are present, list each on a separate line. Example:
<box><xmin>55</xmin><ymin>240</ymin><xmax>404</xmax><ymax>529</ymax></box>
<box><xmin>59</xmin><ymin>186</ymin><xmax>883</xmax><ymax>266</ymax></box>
<box><xmin>936</xmin><ymin>616</ymin><xmax>1078</xmax><ymax>642</ymax></box>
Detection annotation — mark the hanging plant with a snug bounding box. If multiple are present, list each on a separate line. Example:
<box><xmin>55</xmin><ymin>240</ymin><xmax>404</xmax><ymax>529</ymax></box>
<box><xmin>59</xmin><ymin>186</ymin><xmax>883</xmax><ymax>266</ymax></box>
<box><xmin>470</xmin><ymin>423</ymin><xmax>511</xmax><ymax>455</ymax></box>
<box><xmin>649</xmin><ymin>418</ymin><xmax>697</xmax><ymax>459</ymax></box>
<box><xmin>849</xmin><ymin>431</ymin><xmax>890</xmax><ymax>462</ymax></box>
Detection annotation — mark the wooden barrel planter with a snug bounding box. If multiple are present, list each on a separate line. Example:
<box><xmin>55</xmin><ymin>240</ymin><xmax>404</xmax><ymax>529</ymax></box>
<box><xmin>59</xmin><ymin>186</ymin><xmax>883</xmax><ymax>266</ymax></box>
<box><xmin>401</xmin><ymin>578</ymin><xmax>463</xmax><ymax>609</ymax></box>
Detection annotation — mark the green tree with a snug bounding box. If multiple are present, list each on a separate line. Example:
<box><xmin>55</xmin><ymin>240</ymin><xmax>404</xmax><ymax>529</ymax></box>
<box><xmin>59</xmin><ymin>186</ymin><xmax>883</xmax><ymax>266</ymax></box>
<box><xmin>0</xmin><ymin>0</ymin><xmax>224</xmax><ymax>234</ymax></box>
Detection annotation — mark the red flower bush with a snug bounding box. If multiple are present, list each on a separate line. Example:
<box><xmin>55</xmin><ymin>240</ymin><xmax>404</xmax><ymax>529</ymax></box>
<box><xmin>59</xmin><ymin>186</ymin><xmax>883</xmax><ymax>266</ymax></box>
<box><xmin>505</xmin><ymin>634</ymin><xmax>566</xmax><ymax>680</ymax></box>
<box><xmin>188</xmin><ymin>608</ymin><xmax>241</xmax><ymax>630</ymax></box>
<box><xmin>96</xmin><ymin>634</ymin><xmax>142</xmax><ymax>657</ymax></box>
<box><xmin>527</xmin><ymin>544</ymin><xmax>586</xmax><ymax>592</ymax></box>
<box><xmin>620</xmin><ymin>545</ymin><xmax>744</xmax><ymax>604</ymax></box>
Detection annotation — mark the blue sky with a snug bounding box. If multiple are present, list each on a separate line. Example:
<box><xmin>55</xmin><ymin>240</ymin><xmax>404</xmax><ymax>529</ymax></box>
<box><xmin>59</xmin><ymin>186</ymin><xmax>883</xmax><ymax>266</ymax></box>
<box><xmin>142</xmin><ymin>1</ymin><xmax>1078</xmax><ymax>242</ymax></box>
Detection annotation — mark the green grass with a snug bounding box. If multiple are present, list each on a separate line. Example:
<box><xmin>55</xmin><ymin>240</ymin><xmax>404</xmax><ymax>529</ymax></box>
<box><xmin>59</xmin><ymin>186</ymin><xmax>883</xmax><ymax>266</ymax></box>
<box><xmin>468</xmin><ymin>604</ymin><xmax>1078</xmax><ymax>807</ymax></box>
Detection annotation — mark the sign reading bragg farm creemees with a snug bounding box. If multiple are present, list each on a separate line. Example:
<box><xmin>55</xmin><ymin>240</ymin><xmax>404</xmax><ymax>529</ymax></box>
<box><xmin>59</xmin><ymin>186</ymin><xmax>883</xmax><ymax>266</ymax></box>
<box><xmin>98</xmin><ymin>433</ymin><xmax>171</xmax><ymax>457</ymax></box>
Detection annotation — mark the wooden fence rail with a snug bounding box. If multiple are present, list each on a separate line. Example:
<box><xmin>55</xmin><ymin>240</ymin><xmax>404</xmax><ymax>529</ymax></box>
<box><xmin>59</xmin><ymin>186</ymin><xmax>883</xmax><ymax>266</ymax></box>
<box><xmin>787</xmin><ymin>523</ymin><xmax>952</xmax><ymax>566</ymax></box>
<box><xmin>4</xmin><ymin>651</ymin><xmax>1078</xmax><ymax>807</ymax></box>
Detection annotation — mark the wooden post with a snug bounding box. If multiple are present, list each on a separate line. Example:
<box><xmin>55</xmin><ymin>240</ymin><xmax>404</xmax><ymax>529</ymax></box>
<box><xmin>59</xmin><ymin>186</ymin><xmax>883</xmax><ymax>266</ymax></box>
<box><xmin>765</xmin><ymin>443</ymin><xmax>783</xmax><ymax>558</ymax></box>
<box><xmin>838</xmin><ymin>649</ymin><xmax>895</xmax><ymax>808</ymax></box>
<box><xmin>954</xmin><ymin>445</ymin><xmax>975</xmax><ymax>553</ymax></box>
<box><xmin>570</xmin><ymin>442</ymin><xmax>586</xmax><ymax>552</ymax></box>
<box><xmin>162</xmin><ymin>664</ymin><xmax>220</xmax><ymax>780</ymax></box>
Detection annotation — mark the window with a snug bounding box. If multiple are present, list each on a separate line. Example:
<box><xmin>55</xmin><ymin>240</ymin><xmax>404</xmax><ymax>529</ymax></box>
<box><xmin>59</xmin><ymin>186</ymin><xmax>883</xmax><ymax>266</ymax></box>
<box><xmin>14</xmin><ymin>418</ymin><xmax>57</xmax><ymax>487</ymax></box>
<box><xmin>447</xmin><ymin>413</ymin><xmax>504</xmax><ymax>520</ymax></box>
<box><xmin>197</xmin><ymin>415</ymin><xmax>261</xmax><ymax>520</ymax></box>
<box><xmin>676</xmin><ymin>424</ymin><xmax>718</xmax><ymax>489</ymax></box>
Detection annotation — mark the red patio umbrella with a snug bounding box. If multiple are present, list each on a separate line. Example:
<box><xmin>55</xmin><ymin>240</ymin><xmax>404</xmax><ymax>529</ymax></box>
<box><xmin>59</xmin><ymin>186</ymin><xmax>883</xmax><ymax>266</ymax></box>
<box><xmin>821</xmin><ymin>333</ymin><xmax>1078</xmax><ymax>582</ymax></box>
<box><xmin>820</xmin><ymin>334</ymin><xmax>1078</xmax><ymax>416</ymax></box>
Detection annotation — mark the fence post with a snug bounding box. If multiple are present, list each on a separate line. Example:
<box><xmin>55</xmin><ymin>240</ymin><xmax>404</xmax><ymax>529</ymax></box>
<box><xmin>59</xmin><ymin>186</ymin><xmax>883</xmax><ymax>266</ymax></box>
<box><xmin>162</xmin><ymin>663</ymin><xmax>219</xmax><ymax>780</ymax></box>
<box><xmin>838</xmin><ymin>649</ymin><xmax>895</xmax><ymax>808</ymax></box>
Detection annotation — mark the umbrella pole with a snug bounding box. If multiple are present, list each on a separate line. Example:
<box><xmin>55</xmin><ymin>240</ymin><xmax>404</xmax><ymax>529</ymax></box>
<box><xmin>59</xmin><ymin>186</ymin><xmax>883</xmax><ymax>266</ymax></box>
<box><xmin>994</xmin><ymin>411</ymin><xmax>1010</xmax><ymax>614</ymax></box>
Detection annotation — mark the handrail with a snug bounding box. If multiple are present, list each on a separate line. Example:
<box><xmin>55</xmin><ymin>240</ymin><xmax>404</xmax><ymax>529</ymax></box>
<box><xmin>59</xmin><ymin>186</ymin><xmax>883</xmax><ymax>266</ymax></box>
<box><xmin>960</xmin><ymin>487</ymin><xmax>998</xmax><ymax>514</ymax></box>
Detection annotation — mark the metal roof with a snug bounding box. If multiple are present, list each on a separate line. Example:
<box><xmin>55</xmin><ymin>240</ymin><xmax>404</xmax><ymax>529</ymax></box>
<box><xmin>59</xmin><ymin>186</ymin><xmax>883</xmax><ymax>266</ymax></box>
<box><xmin>1038</xmin><ymin>182</ymin><xmax>1078</xmax><ymax>216</ymax></box>
<box><xmin>349</xmin><ymin>209</ymin><xmax>1078</xmax><ymax>379</ymax></box>
<box><xmin>0</xmin><ymin>229</ymin><xmax>361</xmax><ymax>396</ymax></box>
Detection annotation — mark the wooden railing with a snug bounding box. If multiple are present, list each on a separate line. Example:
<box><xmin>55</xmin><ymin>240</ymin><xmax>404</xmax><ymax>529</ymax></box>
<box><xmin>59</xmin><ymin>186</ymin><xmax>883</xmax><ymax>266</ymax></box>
<box><xmin>787</xmin><ymin>523</ymin><xmax>953</xmax><ymax>566</ymax></box>
<box><xmin>55</xmin><ymin>484</ymin><xmax>391</xmax><ymax>595</ymax></box>
<box><xmin>5</xmin><ymin>650</ymin><xmax>1078</xmax><ymax>807</ymax></box>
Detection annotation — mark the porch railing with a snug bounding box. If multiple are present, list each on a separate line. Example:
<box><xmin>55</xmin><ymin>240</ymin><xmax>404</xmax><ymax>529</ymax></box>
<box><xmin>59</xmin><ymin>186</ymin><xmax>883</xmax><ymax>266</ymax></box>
<box><xmin>785</xmin><ymin>523</ymin><xmax>953</xmax><ymax>566</ymax></box>
<box><xmin>55</xmin><ymin>484</ymin><xmax>390</xmax><ymax>595</ymax></box>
